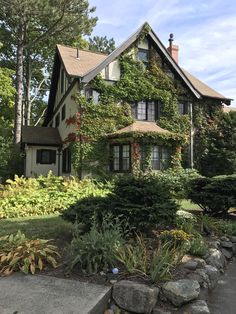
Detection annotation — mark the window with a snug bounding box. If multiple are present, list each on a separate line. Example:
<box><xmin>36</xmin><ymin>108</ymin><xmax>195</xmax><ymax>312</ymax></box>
<box><xmin>178</xmin><ymin>102</ymin><xmax>188</xmax><ymax>115</ymax></box>
<box><xmin>111</xmin><ymin>144</ymin><xmax>130</xmax><ymax>172</ymax></box>
<box><xmin>62</xmin><ymin>148</ymin><xmax>71</xmax><ymax>173</ymax></box>
<box><xmin>141</xmin><ymin>145</ymin><xmax>170</xmax><ymax>171</ymax></box>
<box><xmin>55</xmin><ymin>113</ymin><xmax>60</xmax><ymax>127</ymax></box>
<box><xmin>137</xmin><ymin>49</ymin><xmax>149</xmax><ymax>66</ymax></box>
<box><xmin>36</xmin><ymin>149</ymin><xmax>56</xmax><ymax>164</ymax></box>
<box><xmin>61</xmin><ymin>69</ymin><xmax>64</xmax><ymax>94</ymax></box>
<box><xmin>85</xmin><ymin>88</ymin><xmax>93</xmax><ymax>100</ymax></box>
<box><xmin>133</xmin><ymin>101</ymin><xmax>158</xmax><ymax>121</ymax></box>
<box><xmin>61</xmin><ymin>105</ymin><xmax>66</xmax><ymax>121</ymax></box>
<box><xmin>137</xmin><ymin>101</ymin><xmax>147</xmax><ymax>120</ymax></box>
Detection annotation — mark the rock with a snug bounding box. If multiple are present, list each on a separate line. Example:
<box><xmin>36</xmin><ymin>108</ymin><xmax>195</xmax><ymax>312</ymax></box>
<box><xmin>194</xmin><ymin>269</ymin><xmax>210</xmax><ymax>288</ymax></box>
<box><xmin>205</xmin><ymin>248</ymin><xmax>226</xmax><ymax>270</ymax></box>
<box><xmin>112</xmin><ymin>280</ymin><xmax>159</xmax><ymax>314</ymax></box>
<box><xmin>104</xmin><ymin>310</ymin><xmax>114</xmax><ymax>314</ymax></box>
<box><xmin>181</xmin><ymin>255</ymin><xmax>206</xmax><ymax>268</ymax></box>
<box><xmin>184</xmin><ymin>261</ymin><xmax>198</xmax><ymax>271</ymax></box>
<box><xmin>221</xmin><ymin>248</ymin><xmax>233</xmax><ymax>259</ymax></box>
<box><xmin>182</xmin><ymin>300</ymin><xmax>210</xmax><ymax>314</ymax></box>
<box><xmin>204</xmin><ymin>265</ymin><xmax>219</xmax><ymax>289</ymax></box>
<box><xmin>152</xmin><ymin>306</ymin><xmax>172</xmax><ymax>314</ymax></box>
<box><xmin>220</xmin><ymin>241</ymin><xmax>233</xmax><ymax>248</ymax></box>
<box><xmin>208</xmin><ymin>240</ymin><xmax>220</xmax><ymax>249</ymax></box>
<box><xmin>110</xmin><ymin>280</ymin><xmax>118</xmax><ymax>284</ymax></box>
<box><xmin>162</xmin><ymin>279</ymin><xmax>200</xmax><ymax>307</ymax></box>
<box><xmin>230</xmin><ymin>236</ymin><xmax>236</xmax><ymax>243</ymax></box>
<box><xmin>232</xmin><ymin>244</ymin><xmax>236</xmax><ymax>254</ymax></box>
<box><xmin>221</xmin><ymin>236</ymin><xmax>229</xmax><ymax>241</ymax></box>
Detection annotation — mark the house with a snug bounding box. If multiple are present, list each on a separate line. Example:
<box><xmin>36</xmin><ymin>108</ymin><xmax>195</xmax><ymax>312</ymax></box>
<box><xmin>21</xmin><ymin>23</ymin><xmax>231</xmax><ymax>178</ymax></box>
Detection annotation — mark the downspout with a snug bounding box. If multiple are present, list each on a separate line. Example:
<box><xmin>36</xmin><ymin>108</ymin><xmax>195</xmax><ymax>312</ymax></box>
<box><xmin>189</xmin><ymin>102</ymin><xmax>194</xmax><ymax>168</ymax></box>
<box><xmin>58</xmin><ymin>147</ymin><xmax>62</xmax><ymax>176</ymax></box>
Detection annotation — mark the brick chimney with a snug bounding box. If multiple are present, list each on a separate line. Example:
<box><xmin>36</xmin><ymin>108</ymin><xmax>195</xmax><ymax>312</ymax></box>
<box><xmin>167</xmin><ymin>33</ymin><xmax>179</xmax><ymax>64</ymax></box>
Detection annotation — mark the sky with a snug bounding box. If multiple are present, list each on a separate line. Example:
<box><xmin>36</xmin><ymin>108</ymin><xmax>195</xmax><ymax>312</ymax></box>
<box><xmin>88</xmin><ymin>0</ymin><xmax>236</xmax><ymax>107</ymax></box>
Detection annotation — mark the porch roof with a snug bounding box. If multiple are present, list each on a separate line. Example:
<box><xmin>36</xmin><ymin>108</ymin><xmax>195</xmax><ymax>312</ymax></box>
<box><xmin>22</xmin><ymin>126</ymin><xmax>62</xmax><ymax>146</ymax></box>
<box><xmin>108</xmin><ymin>121</ymin><xmax>171</xmax><ymax>138</ymax></box>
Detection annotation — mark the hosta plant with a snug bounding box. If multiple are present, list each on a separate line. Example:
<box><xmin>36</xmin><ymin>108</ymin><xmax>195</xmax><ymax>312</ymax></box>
<box><xmin>0</xmin><ymin>231</ymin><xmax>60</xmax><ymax>276</ymax></box>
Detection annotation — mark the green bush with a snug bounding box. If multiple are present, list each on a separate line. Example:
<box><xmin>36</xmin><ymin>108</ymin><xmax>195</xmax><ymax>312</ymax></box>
<box><xmin>0</xmin><ymin>231</ymin><xmax>59</xmax><ymax>276</ymax></box>
<box><xmin>159</xmin><ymin>229</ymin><xmax>190</xmax><ymax>248</ymax></box>
<box><xmin>63</xmin><ymin>174</ymin><xmax>179</xmax><ymax>232</ymax></box>
<box><xmin>69</xmin><ymin>218</ymin><xmax>124</xmax><ymax>274</ymax></box>
<box><xmin>188</xmin><ymin>235</ymin><xmax>208</xmax><ymax>257</ymax></box>
<box><xmin>188</xmin><ymin>175</ymin><xmax>236</xmax><ymax>216</ymax></box>
<box><xmin>0</xmin><ymin>173</ymin><xmax>110</xmax><ymax>219</ymax></box>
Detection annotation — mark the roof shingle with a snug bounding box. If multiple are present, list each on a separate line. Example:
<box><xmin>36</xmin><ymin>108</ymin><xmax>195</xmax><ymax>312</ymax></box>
<box><xmin>22</xmin><ymin>126</ymin><xmax>62</xmax><ymax>146</ymax></box>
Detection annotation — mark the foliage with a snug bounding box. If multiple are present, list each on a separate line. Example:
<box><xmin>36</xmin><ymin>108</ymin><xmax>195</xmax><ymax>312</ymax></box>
<box><xmin>188</xmin><ymin>235</ymin><xmax>208</xmax><ymax>257</ymax></box>
<box><xmin>88</xmin><ymin>36</ymin><xmax>115</xmax><ymax>54</ymax></box>
<box><xmin>63</xmin><ymin>174</ymin><xmax>179</xmax><ymax>232</ymax></box>
<box><xmin>116</xmin><ymin>234</ymin><xmax>148</xmax><ymax>275</ymax></box>
<box><xmin>176</xmin><ymin>210</ymin><xmax>196</xmax><ymax>234</ymax></box>
<box><xmin>0</xmin><ymin>173</ymin><xmax>109</xmax><ymax>219</ymax></box>
<box><xmin>150</xmin><ymin>243</ymin><xmax>179</xmax><ymax>282</ymax></box>
<box><xmin>188</xmin><ymin>175</ymin><xmax>236</xmax><ymax>216</ymax></box>
<box><xmin>65</xmin><ymin>95</ymin><xmax>133</xmax><ymax>176</ymax></box>
<box><xmin>159</xmin><ymin>229</ymin><xmax>190</xmax><ymax>248</ymax></box>
<box><xmin>69</xmin><ymin>217</ymin><xmax>124</xmax><ymax>274</ymax></box>
<box><xmin>156</xmin><ymin>168</ymin><xmax>201</xmax><ymax>199</ymax></box>
<box><xmin>0</xmin><ymin>231</ymin><xmax>59</xmax><ymax>276</ymax></box>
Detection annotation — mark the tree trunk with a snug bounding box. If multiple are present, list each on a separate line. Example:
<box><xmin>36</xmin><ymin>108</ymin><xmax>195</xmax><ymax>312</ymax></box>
<box><xmin>14</xmin><ymin>26</ymin><xmax>24</xmax><ymax>145</ymax></box>
<box><xmin>25</xmin><ymin>54</ymin><xmax>32</xmax><ymax>126</ymax></box>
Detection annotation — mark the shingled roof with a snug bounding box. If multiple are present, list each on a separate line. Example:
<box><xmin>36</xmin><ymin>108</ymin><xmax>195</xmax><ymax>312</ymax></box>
<box><xmin>108</xmin><ymin>121</ymin><xmax>171</xmax><ymax>138</ymax></box>
<box><xmin>57</xmin><ymin>45</ymin><xmax>107</xmax><ymax>77</ymax></box>
<box><xmin>22</xmin><ymin>126</ymin><xmax>62</xmax><ymax>146</ymax></box>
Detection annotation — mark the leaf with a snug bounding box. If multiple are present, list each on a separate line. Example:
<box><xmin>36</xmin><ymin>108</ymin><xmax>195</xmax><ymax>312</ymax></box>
<box><xmin>30</xmin><ymin>263</ymin><xmax>36</xmax><ymax>274</ymax></box>
<box><xmin>38</xmin><ymin>258</ymin><xmax>43</xmax><ymax>270</ymax></box>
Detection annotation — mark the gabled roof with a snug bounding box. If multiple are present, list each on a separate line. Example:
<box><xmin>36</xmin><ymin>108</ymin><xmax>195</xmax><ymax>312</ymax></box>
<box><xmin>57</xmin><ymin>44</ymin><xmax>107</xmax><ymax>77</ymax></box>
<box><xmin>182</xmin><ymin>69</ymin><xmax>228</xmax><ymax>100</ymax></box>
<box><xmin>108</xmin><ymin>121</ymin><xmax>171</xmax><ymax>138</ymax></box>
<box><xmin>22</xmin><ymin>126</ymin><xmax>62</xmax><ymax>146</ymax></box>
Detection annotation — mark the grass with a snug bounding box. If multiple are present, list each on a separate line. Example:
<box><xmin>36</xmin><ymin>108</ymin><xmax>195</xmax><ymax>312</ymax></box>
<box><xmin>0</xmin><ymin>214</ymin><xmax>73</xmax><ymax>241</ymax></box>
<box><xmin>180</xmin><ymin>199</ymin><xmax>202</xmax><ymax>212</ymax></box>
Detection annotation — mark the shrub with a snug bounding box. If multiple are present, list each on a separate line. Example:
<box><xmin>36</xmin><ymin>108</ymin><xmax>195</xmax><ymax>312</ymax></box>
<box><xmin>156</xmin><ymin>168</ymin><xmax>201</xmax><ymax>199</ymax></box>
<box><xmin>0</xmin><ymin>173</ymin><xmax>110</xmax><ymax>219</ymax></box>
<box><xmin>159</xmin><ymin>229</ymin><xmax>190</xmax><ymax>248</ymax></box>
<box><xmin>0</xmin><ymin>231</ymin><xmax>59</xmax><ymax>276</ymax></box>
<box><xmin>116</xmin><ymin>234</ymin><xmax>148</xmax><ymax>275</ymax></box>
<box><xmin>63</xmin><ymin>174</ymin><xmax>179</xmax><ymax>232</ymax></box>
<box><xmin>69</xmin><ymin>218</ymin><xmax>124</xmax><ymax>274</ymax></box>
<box><xmin>188</xmin><ymin>235</ymin><xmax>208</xmax><ymax>257</ymax></box>
<box><xmin>176</xmin><ymin>210</ymin><xmax>196</xmax><ymax>234</ymax></box>
<box><xmin>188</xmin><ymin>175</ymin><xmax>236</xmax><ymax>216</ymax></box>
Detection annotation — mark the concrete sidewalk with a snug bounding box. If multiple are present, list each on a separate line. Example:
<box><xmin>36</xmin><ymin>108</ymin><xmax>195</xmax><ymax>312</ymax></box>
<box><xmin>0</xmin><ymin>273</ymin><xmax>111</xmax><ymax>314</ymax></box>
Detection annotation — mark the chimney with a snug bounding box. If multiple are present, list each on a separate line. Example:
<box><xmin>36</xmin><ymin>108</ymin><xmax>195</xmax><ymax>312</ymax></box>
<box><xmin>76</xmin><ymin>48</ymin><xmax>80</xmax><ymax>59</ymax></box>
<box><xmin>167</xmin><ymin>33</ymin><xmax>179</xmax><ymax>64</ymax></box>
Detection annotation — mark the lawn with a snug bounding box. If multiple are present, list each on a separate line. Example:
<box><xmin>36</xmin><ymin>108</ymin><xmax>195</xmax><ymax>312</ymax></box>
<box><xmin>0</xmin><ymin>214</ymin><xmax>73</xmax><ymax>241</ymax></box>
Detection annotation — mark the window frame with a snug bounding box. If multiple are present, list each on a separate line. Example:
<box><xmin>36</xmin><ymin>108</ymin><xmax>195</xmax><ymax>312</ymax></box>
<box><xmin>62</xmin><ymin>147</ymin><xmax>71</xmax><ymax>173</ymax></box>
<box><xmin>140</xmin><ymin>145</ymin><xmax>170</xmax><ymax>171</ymax></box>
<box><xmin>36</xmin><ymin>149</ymin><xmax>56</xmax><ymax>165</ymax></box>
<box><xmin>110</xmin><ymin>144</ymin><xmax>131</xmax><ymax>173</ymax></box>
<box><xmin>133</xmin><ymin>101</ymin><xmax>159</xmax><ymax>121</ymax></box>
<box><xmin>137</xmin><ymin>48</ymin><xmax>149</xmax><ymax>66</ymax></box>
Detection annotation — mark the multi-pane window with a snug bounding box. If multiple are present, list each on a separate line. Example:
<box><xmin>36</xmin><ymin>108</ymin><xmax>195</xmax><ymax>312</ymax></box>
<box><xmin>111</xmin><ymin>144</ymin><xmax>130</xmax><ymax>172</ymax></box>
<box><xmin>36</xmin><ymin>149</ymin><xmax>56</xmax><ymax>164</ymax></box>
<box><xmin>133</xmin><ymin>101</ymin><xmax>158</xmax><ymax>121</ymax></box>
<box><xmin>178</xmin><ymin>102</ymin><xmax>188</xmax><ymax>115</ymax></box>
<box><xmin>141</xmin><ymin>145</ymin><xmax>170</xmax><ymax>171</ymax></box>
<box><xmin>137</xmin><ymin>101</ymin><xmax>147</xmax><ymax>120</ymax></box>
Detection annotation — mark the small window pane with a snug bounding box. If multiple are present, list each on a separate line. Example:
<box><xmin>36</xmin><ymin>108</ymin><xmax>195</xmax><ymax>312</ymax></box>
<box><xmin>151</xmin><ymin>146</ymin><xmax>160</xmax><ymax>170</ymax></box>
<box><xmin>148</xmin><ymin>101</ymin><xmax>155</xmax><ymax>121</ymax></box>
<box><xmin>161</xmin><ymin>147</ymin><xmax>169</xmax><ymax>170</ymax></box>
<box><xmin>113</xmin><ymin>146</ymin><xmax>120</xmax><ymax>171</ymax></box>
<box><xmin>41</xmin><ymin>151</ymin><xmax>51</xmax><ymax>164</ymax></box>
<box><xmin>122</xmin><ymin>145</ymin><xmax>130</xmax><ymax>171</ymax></box>
<box><xmin>178</xmin><ymin>103</ymin><xmax>184</xmax><ymax>115</ymax></box>
<box><xmin>137</xmin><ymin>101</ymin><xmax>146</xmax><ymax>120</ymax></box>
<box><xmin>62</xmin><ymin>105</ymin><xmax>66</xmax><ymax>121</ymax></box>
